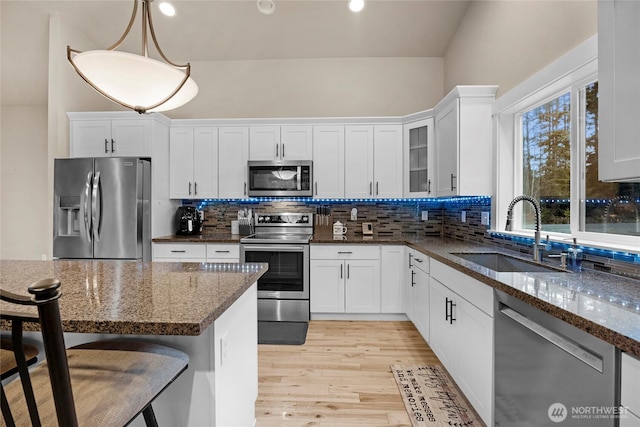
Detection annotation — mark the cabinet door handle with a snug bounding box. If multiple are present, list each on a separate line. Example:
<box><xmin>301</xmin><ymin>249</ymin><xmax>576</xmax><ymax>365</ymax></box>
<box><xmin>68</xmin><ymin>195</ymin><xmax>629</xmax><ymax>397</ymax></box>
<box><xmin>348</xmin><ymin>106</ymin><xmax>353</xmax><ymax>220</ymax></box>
<box><xmin>369</xmin><ymin>182</ymin><xmax>373</xmax><ymax>196</ymax></box>
<box><xmin>282</xmin><ymin>143</ymin><xmax>285</xmax><ymax>158</ymax></box>
<box><xmin>215</xmin><ymin>250</ymin><xmax>230</xmax><ymax>253</ymax></box>
<box><xmin>170</xmin><ymin>250</ymin><xmax>186</xmax><ymax>253</ymax></box>
<box><xmin>347</xmin><ymin>263</ymin><xmax>350</xmax><ymax>279</ymax></box>
<box><xmin>111</xmin><ymin>139</ymin><xmax>115</xmax><ymax>153</ymax></box>
<box><xmin>445</xmin><ymin>297</ymin><xmax>457</xmax><ymax>324</ymax></box>
<box><xmin>188</xmin><ymin>182</ymin><xmax>192</xmax><ymax>195</ymax></box>
<box><xmin>408</xmin><ymin>253</ymin><xmax>413</xmax><ymax>268</ymax></box>
<box><xmin>337</xmin><ymin>251</ymin><xmax>353</xmax><ymax>254</ymax></box>
<box><xmin>276</xmin><ymin>143</ymin><xmax>279</xmax><ymax>158</ymax></box>
<box><xmin>427</xmin><ymin>179</ymin><xmax>431</xmax><ymax>194</ymax></box>
<box><xmin>411</xmin><ymin>270</ymin><xmax>415</xmax><ymax>287</ymax></box>
<box><xmin>315</xmin><ymin>182</ymin><xmax>318</xmax><ymax>196</ymax></box>
<box><xmin>450</xmin><ymin>173</ymin><xmax>456</xmax><ymax>191</ymax></box>
<box><xmin>415</xmin><ymin>258</ymin><xmax>423</xmax><ymax>263</ymax></box>
<box><xmin>244</xmin><ymin>182</ymin><xmax>247</xmax><ymax>195</ymax></box>
<box><xmin>104</xmin><ymin>139</ymin><xmax>109</xmax><ymax>154</ymax></box>
<box><xmin>376</xmin><ymin>181</ymin><xmax>379</xmax><ymax>195</ymax></box>
<box><xmin>340</xmin><ymin>264</ymin><xmax>343</xmax><ymax>279</ymax></box>
<box><xmin>194</xmin><ymin>182</ymin><xmax>198</xmax><ymax>195</ymax></box>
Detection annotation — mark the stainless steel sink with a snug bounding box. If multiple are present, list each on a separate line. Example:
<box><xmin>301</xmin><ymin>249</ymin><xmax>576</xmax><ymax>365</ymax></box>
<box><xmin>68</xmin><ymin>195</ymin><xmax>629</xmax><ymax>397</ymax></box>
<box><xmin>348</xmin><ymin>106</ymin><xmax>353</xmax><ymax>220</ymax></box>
<box><xmin>451</xmin><ymin>252</ymin><xmax>563</xmax><ymax>273</ymax></box>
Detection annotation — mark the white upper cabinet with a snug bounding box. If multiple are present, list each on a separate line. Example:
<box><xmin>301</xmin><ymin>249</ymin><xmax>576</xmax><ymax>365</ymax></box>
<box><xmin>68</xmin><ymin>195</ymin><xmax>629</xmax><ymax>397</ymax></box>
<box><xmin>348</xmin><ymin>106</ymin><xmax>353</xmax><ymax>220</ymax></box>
<box><xmin>404</xmin><ymin>118</ymin><xmax>435</xmax><ymax>198</ymax></box>
<box><xmin>218</xmin><ymin>127</ymin><xmax>249</xmax><ymax>198</ymax></box>
<box><xmin>373</xmin><ymin>125</ymin><xmax>403</xmax><ymax>198</ymax></box>
<box><xmin>249</xmin><ymin>125</ymin><xmax>312</xmax><ymax>161</ymax></box>
<box><xmin>434</xmin><ymin>86</ymin><xmax>497</xmax><ymax>197</ymax></box>
<box><xmin>598</xmin><ymin>0</ymin><xmax>640</xmax><ymax>182</ymax></box>
<box><xmin>313</xmin><ymin>126</ymin><xmax>345</xmax><ymax>198</ymax></box>
<box><xmin>169</xmin><ymin>127</ymin><xmax>219</xmax><ymax>199</ymax></box>
<box><xmin>69</xmin><ymin>113</ymin><xmax>161</xmax><ymax>158</ymax></box>
<box><xmin>344</xmin><ymin>124</ymin><xmax>403</xmax><ymax>199</ymax></box>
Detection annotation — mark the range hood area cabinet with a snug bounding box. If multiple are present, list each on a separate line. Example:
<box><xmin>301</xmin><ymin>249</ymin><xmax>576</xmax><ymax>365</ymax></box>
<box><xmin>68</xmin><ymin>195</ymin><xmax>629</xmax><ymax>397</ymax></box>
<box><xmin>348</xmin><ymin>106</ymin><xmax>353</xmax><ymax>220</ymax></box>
<box><xmin>433</xmin><ymin>86</ymin><xmax>497</xmax><ymax>197</ymax></box>
<box><xmin>598</xmin><ymin>0</ymin><xmax>640</xmax><ymax>182</ymax></box>
<box><xmin>249</xmin><ymin>125</ymin><xmax>313</xmax><ymax>161</ymax></box>
<box><xmin>169</xmin><ymin>126</ymin><xmax>219</xmax><ymax>199</ymax></box>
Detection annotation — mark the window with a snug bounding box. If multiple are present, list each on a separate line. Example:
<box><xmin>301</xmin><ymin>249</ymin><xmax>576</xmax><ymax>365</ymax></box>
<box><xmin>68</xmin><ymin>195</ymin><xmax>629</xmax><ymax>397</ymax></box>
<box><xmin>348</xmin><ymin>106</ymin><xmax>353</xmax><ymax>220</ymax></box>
<box><xmin>582</xmin><ymin>82</ymin><xmax>640</xmax><ymax>237</ymax></box>
<box><xmin>521</xmin><ymin>92</ymin><xmax>571</xmax><ymax>233</ymax></box>
<box><xmin>512</xmin><ymin>77</ymin><xmax>640</xmax><ymax>243</ymax></box>
<box><xmin>496</xmin><ymin>38</ymin><xmax>640</xmax><ymax>249</ymax></box>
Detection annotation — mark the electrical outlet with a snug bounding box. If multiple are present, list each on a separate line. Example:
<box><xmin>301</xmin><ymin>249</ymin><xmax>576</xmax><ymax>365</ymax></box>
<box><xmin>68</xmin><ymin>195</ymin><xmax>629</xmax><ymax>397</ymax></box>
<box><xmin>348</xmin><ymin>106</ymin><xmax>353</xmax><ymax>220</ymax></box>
<box><xmin>481</xmin><ymin>211</ymin><xmax>490</xmax><ymax>226</ymax></box>
<box><xmin>350</xmin><ymin>208</ymin><xmax>358</xmax><ymax>221</ymax></box>
<box><xmin>461</xmin><ymin>211</ymin><xmax>466</xmax><ymax>223</ymax></box>
<box><xmin>421</xmin><ymin>211</ymin><xmax>428</xmax><ymax>221</ymax></box>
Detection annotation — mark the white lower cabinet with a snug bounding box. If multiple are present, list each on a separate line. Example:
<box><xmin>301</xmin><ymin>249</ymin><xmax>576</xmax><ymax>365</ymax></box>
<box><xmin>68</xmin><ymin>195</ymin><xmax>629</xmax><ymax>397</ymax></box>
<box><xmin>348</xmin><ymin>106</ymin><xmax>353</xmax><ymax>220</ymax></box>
<box><xmin>206</xmin><ymin>244</ymin><xmax>239</xmax><ymax>262</ymax></box>
<box><xmin>405</xmin><ymin>249</ymin><xmax>429</xmax><ymax>342</ymax></box>
<box><xmin>380</xmin><ymin>246</ymin><xmax>405</xmax><ymax>313</ymax></box>
<box><xmin>429</xmin><ymin>259</ymin><xmax>494</xmax><ymax>426</ymax></box>
<box><xmin>622</xmin><ymin>352</ymin><xmax>640</xmax><ymax>426</ymax></box>
<box><xmin>310</xmin><ymin>245</ymin><xmax>381</xmax><ymax>314</ymax></box>
<box><xmin>153</xmin><ymin>243</ymin><xmax>207</xmax><ymax>262</ymax></box>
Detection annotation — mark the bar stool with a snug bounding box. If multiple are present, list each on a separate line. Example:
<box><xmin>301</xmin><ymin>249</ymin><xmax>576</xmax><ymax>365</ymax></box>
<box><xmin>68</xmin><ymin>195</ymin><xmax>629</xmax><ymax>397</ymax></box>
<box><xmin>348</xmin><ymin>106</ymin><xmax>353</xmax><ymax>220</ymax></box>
<box><xmin>0</xmin><ymin>278</ymin><xmax>189</xmax><ymax>427</ymax></box>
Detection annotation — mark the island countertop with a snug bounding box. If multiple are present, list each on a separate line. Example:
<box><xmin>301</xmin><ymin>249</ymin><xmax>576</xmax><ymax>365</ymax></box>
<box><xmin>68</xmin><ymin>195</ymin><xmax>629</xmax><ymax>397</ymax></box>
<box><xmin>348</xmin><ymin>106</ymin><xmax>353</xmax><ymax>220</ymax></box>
<box><xmin>0</xmin><ymin>260</ymin><xmax>267</xmax><ymax>336</ymax></box>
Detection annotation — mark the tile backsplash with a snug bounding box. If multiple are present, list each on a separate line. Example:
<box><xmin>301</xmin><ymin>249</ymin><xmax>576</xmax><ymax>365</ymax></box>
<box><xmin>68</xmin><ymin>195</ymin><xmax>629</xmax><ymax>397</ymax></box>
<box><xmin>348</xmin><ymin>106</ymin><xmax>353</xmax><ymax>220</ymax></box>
<box><xmin>186</xmin><ymin>195</ymin><xmax>639</xmax><ymax>279</ymax></box>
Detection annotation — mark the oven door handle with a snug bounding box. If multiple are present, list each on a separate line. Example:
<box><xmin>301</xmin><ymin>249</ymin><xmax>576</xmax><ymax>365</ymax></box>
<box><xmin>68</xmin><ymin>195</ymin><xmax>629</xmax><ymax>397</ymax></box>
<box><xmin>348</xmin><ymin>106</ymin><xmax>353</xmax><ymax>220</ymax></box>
<box><xmin>242</xmin><ymin>245</ymin><xmax>306</xmax><ymax>252</ymax></box>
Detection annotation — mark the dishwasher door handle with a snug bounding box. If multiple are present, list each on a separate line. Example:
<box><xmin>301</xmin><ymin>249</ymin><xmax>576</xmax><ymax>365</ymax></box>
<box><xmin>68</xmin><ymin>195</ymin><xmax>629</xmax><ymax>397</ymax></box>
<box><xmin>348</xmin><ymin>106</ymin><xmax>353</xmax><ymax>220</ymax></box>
<box><xmin>499</xmin><ymin>306</ymin><xmax>604</xmax><ymax>373</ymax></box>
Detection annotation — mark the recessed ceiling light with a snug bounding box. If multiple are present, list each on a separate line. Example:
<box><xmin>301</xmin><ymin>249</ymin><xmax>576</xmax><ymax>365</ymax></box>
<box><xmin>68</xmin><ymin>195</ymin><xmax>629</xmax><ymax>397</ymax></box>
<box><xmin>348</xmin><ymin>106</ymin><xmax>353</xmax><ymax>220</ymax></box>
<box><xmin>159</xmin><ymin>2</ymin><xmax>176</xmax><ymax>17</ymax></box>
<box><xmin>349</xmin><ymin>0</ymin><xmax>365</xmax><ymax>12</ymax></box>
<box><xmin>257</xmin><ymin>0</ymin><xmax>276</xmax><ymax>15</ymax></box>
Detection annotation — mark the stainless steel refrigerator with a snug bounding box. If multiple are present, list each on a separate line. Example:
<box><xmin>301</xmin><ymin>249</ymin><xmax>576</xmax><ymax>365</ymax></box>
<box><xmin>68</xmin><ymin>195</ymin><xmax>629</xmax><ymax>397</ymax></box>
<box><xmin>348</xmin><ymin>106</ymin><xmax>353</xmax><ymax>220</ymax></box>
<box><xmin>53</xmin><ymin>157</ymin><xmax>151</xmax><ymax>261</ymax></box>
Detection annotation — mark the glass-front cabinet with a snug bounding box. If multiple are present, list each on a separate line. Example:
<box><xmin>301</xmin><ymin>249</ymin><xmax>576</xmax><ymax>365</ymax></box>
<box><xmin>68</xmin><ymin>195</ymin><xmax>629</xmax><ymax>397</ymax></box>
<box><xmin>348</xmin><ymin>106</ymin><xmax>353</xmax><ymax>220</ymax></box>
<box><xmin>403</xmin><ymin>118</ymin><xmax>434</xmax><ymax>198</ymax></box>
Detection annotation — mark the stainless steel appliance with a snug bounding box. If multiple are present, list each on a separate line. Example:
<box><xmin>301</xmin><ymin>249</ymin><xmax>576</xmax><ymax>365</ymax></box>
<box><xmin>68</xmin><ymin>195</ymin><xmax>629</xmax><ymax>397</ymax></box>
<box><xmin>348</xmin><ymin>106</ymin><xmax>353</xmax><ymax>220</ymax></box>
<box><xmin>247</xmin><ymin>160</ymin><xmax>312</xmax><ymax>197</ymax></box>
<box><xmin>495</xmin><ymin>289</ymin><xmax>619</xmax><ymax>426</ymax></box>
<box><xmin>53</xmin><ymin>157</ymin><xmax>151</xmax><ymax>261</ymax></box>
<box><xmin>240</xmin><ymin>212</ymin><xmax>313</xmax><ymax>344</ymax></box>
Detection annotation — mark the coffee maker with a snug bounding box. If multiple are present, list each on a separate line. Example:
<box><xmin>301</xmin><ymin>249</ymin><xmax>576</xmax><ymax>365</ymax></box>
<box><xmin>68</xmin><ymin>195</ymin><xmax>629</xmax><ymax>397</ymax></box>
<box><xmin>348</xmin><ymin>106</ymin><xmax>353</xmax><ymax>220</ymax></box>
<box><xmin>175</xmin><ymin>206</ymin><xmax>202</xmax><ymax>235</ymax></box>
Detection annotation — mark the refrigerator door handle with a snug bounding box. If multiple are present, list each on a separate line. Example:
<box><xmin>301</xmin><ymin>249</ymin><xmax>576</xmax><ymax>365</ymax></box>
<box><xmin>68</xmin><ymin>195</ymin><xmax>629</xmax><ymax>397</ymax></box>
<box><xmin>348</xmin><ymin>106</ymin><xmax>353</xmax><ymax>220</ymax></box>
<box><xmin>84</xmin><ymin>171</ymin><xmax>93</xmax><ymax>243</ymax></box>
<box><xmin>92</xmin><ymin>171</ymin><xmax>102</xmax><ymax>242</ymax></box>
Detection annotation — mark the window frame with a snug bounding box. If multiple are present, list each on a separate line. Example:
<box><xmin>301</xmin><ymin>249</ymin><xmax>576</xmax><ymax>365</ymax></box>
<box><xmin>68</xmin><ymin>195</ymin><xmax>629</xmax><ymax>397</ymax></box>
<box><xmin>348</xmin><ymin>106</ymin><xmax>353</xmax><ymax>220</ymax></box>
<box><xmin>493</xmin><ymin>36</ymin><xmax>640</xmax><ymax>251</ymax></box>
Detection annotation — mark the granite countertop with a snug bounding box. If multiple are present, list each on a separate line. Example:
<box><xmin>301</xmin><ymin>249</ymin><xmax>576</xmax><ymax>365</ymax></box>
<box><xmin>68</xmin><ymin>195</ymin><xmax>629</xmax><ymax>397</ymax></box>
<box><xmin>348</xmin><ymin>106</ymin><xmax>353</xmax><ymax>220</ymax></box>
<box><xmin>0</xmin><ymin>260</ymin><xmax>267</xmax><ymax>336</ymax></box>
<box><xmin>151</xmin><ymin>231</ymin><xmax>640</xmax><ymax>355</ymax></box>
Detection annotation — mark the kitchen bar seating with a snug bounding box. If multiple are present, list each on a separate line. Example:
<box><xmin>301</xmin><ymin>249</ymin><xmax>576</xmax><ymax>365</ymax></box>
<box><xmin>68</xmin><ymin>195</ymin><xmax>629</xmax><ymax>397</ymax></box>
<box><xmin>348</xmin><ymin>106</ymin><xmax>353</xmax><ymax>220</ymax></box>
<box><xmin>0</xmin><ymin>278</ymin><xmax>189</xmax><ymax>427</ymax></box>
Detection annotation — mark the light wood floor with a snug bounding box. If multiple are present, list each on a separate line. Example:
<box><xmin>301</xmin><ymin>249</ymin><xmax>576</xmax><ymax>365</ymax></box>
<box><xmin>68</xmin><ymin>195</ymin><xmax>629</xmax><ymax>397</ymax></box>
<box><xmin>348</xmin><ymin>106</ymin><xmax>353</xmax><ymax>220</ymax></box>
<box><xmin>256</xmin><ymin>320</ymin><xmax>441</xmax><ymax>426</ymax></box>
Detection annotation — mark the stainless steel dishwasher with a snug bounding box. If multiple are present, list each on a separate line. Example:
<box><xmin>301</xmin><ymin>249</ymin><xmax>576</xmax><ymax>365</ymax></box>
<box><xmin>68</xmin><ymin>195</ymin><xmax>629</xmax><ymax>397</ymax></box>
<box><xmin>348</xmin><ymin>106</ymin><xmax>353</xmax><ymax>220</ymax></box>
<box><xmin>495</xmin><ymin>289</ymin><xmax>619</xmax><ymax>427</ymax></box>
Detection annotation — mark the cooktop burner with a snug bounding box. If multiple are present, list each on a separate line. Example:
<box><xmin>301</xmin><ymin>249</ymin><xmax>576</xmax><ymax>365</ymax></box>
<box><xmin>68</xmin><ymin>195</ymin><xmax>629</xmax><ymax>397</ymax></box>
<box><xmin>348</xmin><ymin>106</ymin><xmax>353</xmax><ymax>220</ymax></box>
<box><xmin>240</xmin><ymin>212</ymin><xmax>314</xmax><ymax>245</ymax></box>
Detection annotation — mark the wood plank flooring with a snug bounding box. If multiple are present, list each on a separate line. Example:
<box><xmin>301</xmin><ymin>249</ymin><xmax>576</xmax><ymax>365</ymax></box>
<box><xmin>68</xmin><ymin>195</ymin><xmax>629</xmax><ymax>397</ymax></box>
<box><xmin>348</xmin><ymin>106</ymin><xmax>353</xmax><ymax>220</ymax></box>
<box><xmin>256</xmin><ymin>320</ymin><xmax>441</xmax><ymax>426</ymax></box>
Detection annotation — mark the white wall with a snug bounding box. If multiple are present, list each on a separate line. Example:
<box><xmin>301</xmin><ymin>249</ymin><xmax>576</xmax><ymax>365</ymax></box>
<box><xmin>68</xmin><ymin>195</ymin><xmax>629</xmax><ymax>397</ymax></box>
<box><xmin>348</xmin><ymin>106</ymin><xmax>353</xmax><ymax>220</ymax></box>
<box><xmin>0</xmin><ymin>106</ymin><xmax>48</xmax><ymax>260</ymax></box>
<box><xmin>168</xmin><ymin>57</ymin><xmax>444</xmax><ymax>119</ymax></box>
<box><xmin>444</xmin><ymin>0</ymin><xmax>597</xmax><ymax>98</ymax></box>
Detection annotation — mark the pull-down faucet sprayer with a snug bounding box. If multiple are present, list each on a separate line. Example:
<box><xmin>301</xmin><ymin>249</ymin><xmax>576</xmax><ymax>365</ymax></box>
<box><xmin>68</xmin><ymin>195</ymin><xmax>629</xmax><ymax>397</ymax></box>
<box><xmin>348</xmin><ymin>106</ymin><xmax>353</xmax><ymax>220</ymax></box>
<box><xmin>505</xmin><ymin>195</ymin><xmax>543</xmax><ymax>262</ymax></box>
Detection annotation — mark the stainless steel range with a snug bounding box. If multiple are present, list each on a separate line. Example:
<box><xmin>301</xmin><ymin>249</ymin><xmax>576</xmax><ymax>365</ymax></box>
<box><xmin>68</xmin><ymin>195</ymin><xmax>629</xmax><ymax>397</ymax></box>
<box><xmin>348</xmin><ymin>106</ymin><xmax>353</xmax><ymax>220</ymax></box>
<box><xmin>240</xmin><ymin>212</ymin><xmax>313</xmax><ymax>345</ymax></box>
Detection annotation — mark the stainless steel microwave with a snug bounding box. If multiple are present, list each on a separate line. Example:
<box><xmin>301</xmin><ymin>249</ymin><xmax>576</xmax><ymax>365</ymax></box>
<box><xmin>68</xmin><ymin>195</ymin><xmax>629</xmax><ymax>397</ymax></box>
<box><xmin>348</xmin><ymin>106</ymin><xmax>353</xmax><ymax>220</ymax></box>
<box><xmin>247</xmin><ymin>160</ymin><xmax>313</xmax><ymax>197</ymax></box>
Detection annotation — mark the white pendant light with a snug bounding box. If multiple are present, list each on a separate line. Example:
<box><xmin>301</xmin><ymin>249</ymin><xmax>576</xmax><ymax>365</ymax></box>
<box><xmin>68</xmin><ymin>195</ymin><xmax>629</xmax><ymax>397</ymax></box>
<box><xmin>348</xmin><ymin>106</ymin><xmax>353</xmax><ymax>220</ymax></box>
<box><xmin>68</xmin><ymin>0</ymin><xmax>198</xmax><ymax>114</ymax></box>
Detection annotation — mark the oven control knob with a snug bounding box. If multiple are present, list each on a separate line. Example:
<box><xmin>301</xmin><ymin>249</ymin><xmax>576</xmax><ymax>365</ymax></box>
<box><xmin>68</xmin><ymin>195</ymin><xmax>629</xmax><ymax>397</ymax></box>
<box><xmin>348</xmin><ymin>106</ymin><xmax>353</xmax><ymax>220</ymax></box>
<box><xmin>302</xmin><ymin>216</ymin><xmax>308</xmax><ymax>223</ymax></box>
<box><xmin>264</xmin><ymin>216</ymin><xmax>271</xmax><ymax>222</ymax></box>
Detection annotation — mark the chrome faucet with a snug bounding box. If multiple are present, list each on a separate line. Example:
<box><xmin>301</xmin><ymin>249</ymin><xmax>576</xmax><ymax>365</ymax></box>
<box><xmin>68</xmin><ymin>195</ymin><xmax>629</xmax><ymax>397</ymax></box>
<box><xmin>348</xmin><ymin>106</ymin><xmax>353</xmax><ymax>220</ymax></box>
<box><xmin>505</xmin><ymin>195</ymin><xmax>543</xmax><ymax>262</ymax></box>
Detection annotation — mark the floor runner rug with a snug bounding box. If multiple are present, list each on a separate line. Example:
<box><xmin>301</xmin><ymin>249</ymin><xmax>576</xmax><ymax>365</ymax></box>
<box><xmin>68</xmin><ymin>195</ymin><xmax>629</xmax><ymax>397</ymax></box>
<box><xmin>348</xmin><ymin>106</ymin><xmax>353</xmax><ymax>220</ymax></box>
<box><xmin>390</xmin><ymin>364</ymin><xmax>485</xmax><ymax>427</ymax></box>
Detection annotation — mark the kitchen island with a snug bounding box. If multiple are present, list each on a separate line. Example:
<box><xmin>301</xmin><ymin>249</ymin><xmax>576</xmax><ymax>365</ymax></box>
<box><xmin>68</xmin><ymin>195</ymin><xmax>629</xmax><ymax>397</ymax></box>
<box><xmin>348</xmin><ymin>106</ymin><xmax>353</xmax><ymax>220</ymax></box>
<box><xmin>0</xmin><ymin>259</ymin><xmax>267</xmax><ymax>427</ymax></box>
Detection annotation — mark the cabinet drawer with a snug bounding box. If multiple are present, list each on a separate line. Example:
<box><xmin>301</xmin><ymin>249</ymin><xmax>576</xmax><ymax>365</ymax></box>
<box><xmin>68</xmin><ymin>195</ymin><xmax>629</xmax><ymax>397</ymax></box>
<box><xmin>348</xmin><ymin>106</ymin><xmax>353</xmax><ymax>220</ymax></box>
<box><xmin>622</xmin><ymin>352</ymin><xmax>640</xmax><ymax>418</ymax></box>
<box><xmin>430</xmin><ymin>259</ymin><xmax>493</xmax><ymax>316</ymax></box>
<box><xmin>310</xmin><ymin>244</ymin><xmax>380</xmax><ymax>260</ymax></box>
<box><xmin>153</xmin><ymin>243</ymin><xmax>207</xmax><ymax>259</ymax></box>
<box><xmin>207</xmin><ymin>244</ymin><xmax>239</xmax><ymax>260</ymax></box>
<box><xmin>411</xmin><ymin>250</ymin><xmax>429</xmax><ymax>273</ymax></box>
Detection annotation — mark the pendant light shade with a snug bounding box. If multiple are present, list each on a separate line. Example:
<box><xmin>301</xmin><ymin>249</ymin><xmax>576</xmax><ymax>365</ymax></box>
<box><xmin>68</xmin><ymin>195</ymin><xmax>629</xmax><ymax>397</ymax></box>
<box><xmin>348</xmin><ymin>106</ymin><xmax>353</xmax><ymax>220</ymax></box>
<box><xmin>68</xmin><ymin>0</ymin><xmax>198</xmax><ymax>114</ymax></box>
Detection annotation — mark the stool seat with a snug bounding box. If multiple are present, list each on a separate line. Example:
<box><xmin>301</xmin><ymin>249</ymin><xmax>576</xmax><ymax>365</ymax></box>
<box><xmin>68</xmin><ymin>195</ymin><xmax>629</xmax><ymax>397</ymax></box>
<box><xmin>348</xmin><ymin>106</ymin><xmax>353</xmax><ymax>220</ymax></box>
<box><xmin>1</xmin><ymin>340</ymin><xmax>188</xmax><ymax>427</ymax></box>
<box><xmin>0</xmin><ymin>338</ymin><xmax>39</xmax><ymax>380</ymax></box>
